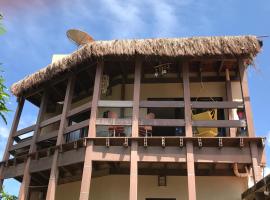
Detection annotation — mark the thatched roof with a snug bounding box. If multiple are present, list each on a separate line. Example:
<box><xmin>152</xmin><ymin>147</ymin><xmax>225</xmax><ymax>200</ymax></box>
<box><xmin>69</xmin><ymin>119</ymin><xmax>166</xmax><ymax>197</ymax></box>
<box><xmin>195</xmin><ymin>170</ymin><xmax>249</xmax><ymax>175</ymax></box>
<box><xmin>11</xmin><ymin>35</ymin><xmax>262</xmax><ymax>97</ymax></box>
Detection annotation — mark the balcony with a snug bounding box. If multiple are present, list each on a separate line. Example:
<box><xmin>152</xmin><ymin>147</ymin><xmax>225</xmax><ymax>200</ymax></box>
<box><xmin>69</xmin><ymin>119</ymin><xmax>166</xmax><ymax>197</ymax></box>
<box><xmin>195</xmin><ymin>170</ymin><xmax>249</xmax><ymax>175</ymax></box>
<box><xmin>7</xmin><ymin>99</ymin><xmax>264</xmax><ymax>159</ymax></box>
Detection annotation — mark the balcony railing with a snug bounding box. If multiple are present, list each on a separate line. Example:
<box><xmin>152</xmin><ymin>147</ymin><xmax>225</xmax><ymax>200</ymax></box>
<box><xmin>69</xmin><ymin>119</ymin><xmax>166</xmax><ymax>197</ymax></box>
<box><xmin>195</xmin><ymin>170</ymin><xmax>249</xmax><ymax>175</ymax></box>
<box><xmin>8</xmin><ymin>100</ymin><xmax>250</xmax><ymax>155</ymax></box>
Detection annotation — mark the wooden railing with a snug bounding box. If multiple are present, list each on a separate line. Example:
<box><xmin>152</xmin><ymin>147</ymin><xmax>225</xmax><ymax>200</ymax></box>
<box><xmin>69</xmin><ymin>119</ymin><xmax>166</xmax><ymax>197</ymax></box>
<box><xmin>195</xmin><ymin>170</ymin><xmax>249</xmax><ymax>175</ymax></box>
<box><xmin>9</xmin><ymin>100</ymin><xmax>247</xmax><ymax>152</ymax></box>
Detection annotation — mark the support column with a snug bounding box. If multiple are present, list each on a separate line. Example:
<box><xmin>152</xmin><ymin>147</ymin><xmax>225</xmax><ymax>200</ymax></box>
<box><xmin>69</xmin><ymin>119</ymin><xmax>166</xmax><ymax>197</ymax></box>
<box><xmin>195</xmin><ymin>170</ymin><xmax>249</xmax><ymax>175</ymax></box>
<box><xmin>183</xmin><ymin>62</ymin><xmax>196</xmax><ymax>200</ymax></box>
<box><xmin>0</xmin><ymin>97</ymin><xmax>25</xmax><ymax>189</ymax></box>
<box><xmin>225</xmin><ymin>68</ymin><xmax>236</xmax><ymax>137</ymax></box>
<box><xmin>18</xmin><ymin>91</ymin><xmax>48</xmax><ymax>200</ymax></box>
<box><xmin>129</xmin><ymin>58</ymin><xmax>141</xmax><ymax>200</ymax></box>
<box><xmin>79</xmin><ymin>61</ymin><xmax>104</xmax><ymax>200</ymax></box>
<box><xmin>239</xmin><ymin>60</ymin><xmax>261</xmax><ymax>183</ymax></box>
<box><xmin>46</xmin><ymin>76</ymin><xmax>75</xmax><ymax>200</ymax></box>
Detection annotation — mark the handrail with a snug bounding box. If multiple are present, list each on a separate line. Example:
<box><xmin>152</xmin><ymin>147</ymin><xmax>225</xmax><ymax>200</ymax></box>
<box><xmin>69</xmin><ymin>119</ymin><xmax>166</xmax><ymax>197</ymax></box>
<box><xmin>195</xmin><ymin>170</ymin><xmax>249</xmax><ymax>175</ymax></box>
<box><xmin>96</xmin><ymin>118</ymin><xmax>132</xmax><ymax>126</ymax></box>
<box><xmin>139</xmin><ymin>119</ymin><xmax>185</xmax><ymax>126</ymax></box>
<box><xmin>9</xmin><ymin>138</ymin><xmax>32</xmax><ymax>151</ymax></box>
<box><xmin>191</xmin><ymin>101</ymin><xmax>244</xmax><ymax>109</ymax></box>
<box><xmin>192</xmin><ymin>120</ymin><xmax>246</xmax><ymax>128</ymax></box>
<box><xmin>40</xmin><ymin>115</ymin><xmax>61</xmax><ymax>128</ymax></box>
<box><xmin>65</xmin><ymin>119</ymin><xmax>89</xmax><ymax>134</ymax></box>
<box><xmin>140</xmin><ymin>101</ymin><xmax>185</xmax><ymax>108</ymax></box>
<box><xmin>67</xmin><ymin>101</ymin><xmax>92</xmax><ymax>117</ymax></box>
<box><xmin>98</xmin><ymin>100</ymin><xmax>133</xmax><ymax>108</ymax></box>
<box><xmin>37</xmin><ymin>130</ymin><xmax>58</xmax><ymax>142</ymax></box>
<box><xmin>13</xmin><ymin>125</ymin><xmax>36</xmax><ymax>137</ymax></box>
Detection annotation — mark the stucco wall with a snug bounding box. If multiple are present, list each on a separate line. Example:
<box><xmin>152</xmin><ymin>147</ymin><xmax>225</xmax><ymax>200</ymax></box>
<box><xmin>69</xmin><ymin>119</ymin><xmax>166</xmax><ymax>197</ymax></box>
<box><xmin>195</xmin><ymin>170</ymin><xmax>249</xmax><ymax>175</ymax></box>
<box><xmin>55</xmin><ymin>175</ymin><xmax>247</xmax><ymax>200</ymax></box>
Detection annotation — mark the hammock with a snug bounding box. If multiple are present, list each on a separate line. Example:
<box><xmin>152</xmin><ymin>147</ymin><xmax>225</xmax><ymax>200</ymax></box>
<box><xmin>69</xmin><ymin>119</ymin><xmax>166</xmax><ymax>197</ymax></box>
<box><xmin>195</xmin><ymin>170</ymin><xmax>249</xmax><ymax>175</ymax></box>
<box><xmin>192</xmin><ymin>109</ymin><xmax>218</xmax><ymax>137</ymax></box>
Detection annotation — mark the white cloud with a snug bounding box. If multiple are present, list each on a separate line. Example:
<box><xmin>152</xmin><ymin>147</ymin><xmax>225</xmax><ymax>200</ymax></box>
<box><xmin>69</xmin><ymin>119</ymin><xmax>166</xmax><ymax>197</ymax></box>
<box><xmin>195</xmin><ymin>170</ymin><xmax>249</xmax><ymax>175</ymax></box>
<box><xmin>267</xmin><ymin>131</ymin><xmax>270</xmax><ymax>147</ymax></box>
<box><xmin>0</xmin><ymin>126</ymin><xmax>9</xmax><ymax>138</ymax></box>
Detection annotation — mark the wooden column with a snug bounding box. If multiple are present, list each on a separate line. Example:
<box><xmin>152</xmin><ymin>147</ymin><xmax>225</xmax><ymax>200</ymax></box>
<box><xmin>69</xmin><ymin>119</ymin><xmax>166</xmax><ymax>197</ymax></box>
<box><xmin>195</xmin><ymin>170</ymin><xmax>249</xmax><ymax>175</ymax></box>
<box><xmin>129</xmin><ymin>58</ymin><xmax>141</xmax><ymax>200</ymax></box>
<box><xmin>18</xmin><ymin>91</ymin><xmax>48</xmax><ymax>200</ymax></box>
<box><xmin>239</xmin><ymin>60</ymin><xmax>255</xmax><ymax>137</ymax></box>
<box><xmin>183</xmin><ymin>62</ymin><xmax>196</xmax><ymax>200</ymax></box>
<box><xmin>46</xmin><ymin>76</ymin><xmax>75</xmax><ymax>200</ymax></box>
<box><xmin>120</xmin><ymin>70</ymin><xmax>127</xmax><ymax>118</ymax></box>
<box><xmin>225</xmin><ymin>68</ymin><xmax>236</xmax><ymax>137</ymax></box>
<box><xmin>239</xmin><ymin>60</ymin><xmax>261</xmax><ymax>183</ymax></box>
<box><xmin>79</xmin><ymin>61</ymin><xmax>104</xmax><ymax>200</ymax></box>
<box><xmin>0</xmin><ymin>97</ymin><xmax>25</xmax><ymax>189</ymax></box>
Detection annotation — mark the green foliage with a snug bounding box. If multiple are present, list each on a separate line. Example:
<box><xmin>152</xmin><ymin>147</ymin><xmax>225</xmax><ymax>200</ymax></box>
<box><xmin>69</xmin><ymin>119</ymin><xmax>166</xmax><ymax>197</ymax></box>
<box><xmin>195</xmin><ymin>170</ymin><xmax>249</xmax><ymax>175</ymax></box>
<box><xmin>0</xmin><ymin>188</ymin><xmax>18</xmax><ymax>200</ymax></box>
<box><xmin>0</xmin><ymin>70</ymin><xmax>10</xmax><ymax>124</ymax></box>
<box><xmin>0</xmin><ymin>14</ymin><xmax>9</xmax><ymax>124</ymax></box>
<box><xmin>0</xmin><ymin>14</ymin><xmax>5</xmax><ymax>35</ymax></box>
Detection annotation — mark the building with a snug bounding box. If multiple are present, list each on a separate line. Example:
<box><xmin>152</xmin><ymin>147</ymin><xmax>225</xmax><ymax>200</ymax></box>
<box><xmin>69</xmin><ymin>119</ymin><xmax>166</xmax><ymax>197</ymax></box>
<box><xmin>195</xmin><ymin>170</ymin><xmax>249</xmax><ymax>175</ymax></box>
<box><xmin>0</xmin><ymin>35</ymin><xmax>266</xmax><ymax>200</ymax></box>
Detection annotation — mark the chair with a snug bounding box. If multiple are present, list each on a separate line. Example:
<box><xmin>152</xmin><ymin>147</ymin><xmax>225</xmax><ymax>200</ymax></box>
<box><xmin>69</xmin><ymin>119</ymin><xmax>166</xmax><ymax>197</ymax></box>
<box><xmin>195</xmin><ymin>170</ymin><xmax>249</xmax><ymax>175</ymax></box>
<box><xmin>139</xmin><ymin>113</ymin><xmax>155</xmax><ymax>137</ymax></box>
<box><xmin>192</xmin><ymin>109</ymin><xmax>218</xmax><ymax>137</ymax></box>
<box><xmin>107</xmin><ymin>111</ymin><xmax>125</xmax><ymax>137</ymax></box>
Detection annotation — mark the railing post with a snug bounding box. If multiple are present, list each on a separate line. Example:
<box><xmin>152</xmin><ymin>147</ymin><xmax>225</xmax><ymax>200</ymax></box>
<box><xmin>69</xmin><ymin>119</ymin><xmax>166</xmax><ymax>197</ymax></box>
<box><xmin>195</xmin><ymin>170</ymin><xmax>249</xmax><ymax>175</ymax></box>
<box><xmin>238</xmin><ymin>60</ymin><xmax>261</xmax><ymax>183</ymax></box>
<box><xmin>46</xmin><ymin>76</ymin><xmax>76</xmax><ymax>200</ymax></box>
<box><xmin>129</xmin><ymin>58</ymin><xmax>141</xmax><ymax>200</ymax></box>
<box><xmin>0</xmin><ymin>97</ymin><xmax>25</xmax><ymax>189</ymax></box>
<box><xmin>225</xmin><ymin>68</ymin><xmax>236</xmax><ymax>137</ymax></box>
<box><xmin>183</xmin><ymin>62</ymin><xmax>196</xmax><ymax>200</ymax></box>
<box><xmin>79</xmin><ymin>61</ymin><xmax>104</xmax><ymax>200</ymax></box>
<box><xmin>18</xmin><ymin>91</ymin><xmax>48</xmax><ymax>200</ymax></box>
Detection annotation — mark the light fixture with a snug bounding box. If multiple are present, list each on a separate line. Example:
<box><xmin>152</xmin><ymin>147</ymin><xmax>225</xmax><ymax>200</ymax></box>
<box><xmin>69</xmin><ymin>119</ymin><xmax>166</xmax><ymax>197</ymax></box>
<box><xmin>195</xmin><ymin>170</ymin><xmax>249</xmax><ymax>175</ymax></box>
<box><xmin>101</xmin><ymin>75</ymin><xmax>110</xmax><ymax>94</ymax></box>
<box><xmin>158</xmin><ymin>175</ymin><xmax>167</xmax><ymax>186</ymax></box>
<box><xmin>153</xmin><ymin>63</ymin><xmax>171</xmax><ymax>78</ymax></box>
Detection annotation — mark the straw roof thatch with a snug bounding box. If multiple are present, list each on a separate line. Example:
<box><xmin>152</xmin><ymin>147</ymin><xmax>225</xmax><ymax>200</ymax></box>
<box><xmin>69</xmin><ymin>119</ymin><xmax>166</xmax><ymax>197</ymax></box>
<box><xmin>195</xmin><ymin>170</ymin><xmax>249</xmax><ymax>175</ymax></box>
<box><xmin>11</xmin><ymin>35</ymin><xmax>261</xmax><ymax>97</ymax></box>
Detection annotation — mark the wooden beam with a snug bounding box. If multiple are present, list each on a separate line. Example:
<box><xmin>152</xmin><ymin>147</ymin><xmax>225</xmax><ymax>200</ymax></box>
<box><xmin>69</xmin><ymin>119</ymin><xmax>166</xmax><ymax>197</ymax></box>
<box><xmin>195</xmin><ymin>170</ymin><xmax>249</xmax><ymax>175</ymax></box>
<box><xmin>139</xmin><ymin>119</ymin><xmax>185</xmax><ymax>127</ymax></box>
<box><xmin>120</xmin><ymin>67</ymin><xmax>127</xmax><ymax>118</ymax></box>
<box><xmin>96</xmin><ymin>118</ymin><xmax>132</xmax><ymax>126</ymax></box>
<box><xmin>79</xmin><ymin>61</ymin><xmax>104</xmax><ymax>200</ymax></box>
<box><xmin>191</xmin><ymin>101</ymin><xmax>243</xmax><ymax>109</ymax></box>
<box><xmin>239</xmin><ymin>60</ymin><xmax>262</xmax><ymax>183</ymax></box>
<box><xmin>14</xmin><ymin>125</ymin><xmax>36</xmax><ymax>137</ymax></box>
<box><xmin>46</xmin><ymin>76</ymin><xmax>76</xmax><ymax>200</ymax></box>
<box><xmin>183</xmin><ymin>62</ymin><xmax>197</xmax><ymax>200</ymax></box>
<box><xmin>183</xmin><ymin>62</ymin><xmax>192</xmax><ymax>137</ymax></box>
<box><xmin>226</xmin><ymin>68</ymin><xmax>236</xmax><ymax>137</ymax></box>
<box><xmin>129</xmin><ymin>58</ymin><xmax>141</xmax><ymax>200</ymax></box>
<box><xmin>250</xmin><ymin>142</ymin><xmax>262</xmax><ymax>183</ymax></box>
<box><xmin>239</xmin><ymin>60</ymin><xmax>255</xmax><ymax>137</ymax></box>
<box><xmin>18</xmin><ymin>91</ymin><xmax>48</xmax><ymax>200</ymax></box>
<box><xmin>67</xmin><ymin>101</ymin><xmax>91</xmax><ymax>117</ymax></box>
<box><xmin>192</xmin><ymin>120</ymin><xmax>246</xmax><ymax>128</ymax></box>
<box><xmin>40</xmin><ymin>114</ymin><xmax>61</xmax><ymax>128</ymax></box>
<box><xmin>0</xmin><ymin>97</ymin><xmax>25</xmax><ymax>189</ymax></box>
<box><xmin>140</xmin><ymin>100</ymin><xmax>185</xmax><ymax>108</ymax></box>
<box><xmin>98</xmin><ymin>100</ymin><xmax>133</xmax><ymax>108</ymax></box>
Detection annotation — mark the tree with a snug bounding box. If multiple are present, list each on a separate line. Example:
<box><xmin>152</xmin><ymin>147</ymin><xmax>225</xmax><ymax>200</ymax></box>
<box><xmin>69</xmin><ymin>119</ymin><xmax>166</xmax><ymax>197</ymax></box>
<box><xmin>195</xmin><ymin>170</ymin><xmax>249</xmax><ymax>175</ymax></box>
<box><xmin>0</xmin><ymin>14</ymin><xmax>10</xmax><ymax>124</ymax></box>
<box><xmin>0</xmin><ymin>188</ymin><xmax>18</xmax><ymax>200</ymax></box>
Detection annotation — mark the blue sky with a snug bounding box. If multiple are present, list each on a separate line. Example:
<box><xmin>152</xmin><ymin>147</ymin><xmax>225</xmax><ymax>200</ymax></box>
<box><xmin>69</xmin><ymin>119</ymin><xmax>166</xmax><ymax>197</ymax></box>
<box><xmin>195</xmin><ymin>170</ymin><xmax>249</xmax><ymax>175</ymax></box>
<box><xmin>0</xmin><ymin>0</ymin><xmax>270</xmax><ymax>195</ymax></box>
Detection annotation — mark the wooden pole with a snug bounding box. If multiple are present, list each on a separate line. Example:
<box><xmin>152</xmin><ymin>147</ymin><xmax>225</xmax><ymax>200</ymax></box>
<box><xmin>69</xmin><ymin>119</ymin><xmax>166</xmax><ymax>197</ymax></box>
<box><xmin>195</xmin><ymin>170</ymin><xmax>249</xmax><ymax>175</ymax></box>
<box><xmin>238</xmin><ymin>60</ymin><xmax>261</xmax><ymax>183</ymax></box>
<box><xmin>0</xmin><ymin>97</ymin><xmax>25</xmax><ymax>189</ymax></box>
<box><xmin>46</xmin><ymin>76</ymin><xmax>75</xmax><ymax>200</ymax></box>
<box><xmin>239</xmin><ymin>60</ymin><xmax>255</xmax><ymax>137</ymax></box>
<box><xmin>120</xmin><ymin>70</ymin><xmax>126</xmax><ymax>118</ymax></box>
<box><xmin>79</xmin><ymin>61</ymin><xmax>104</xmax><ymax>200</ymax></box>
<box><xmin>129</xmin><ymin>58</ymin><xmax>141</xmax><ymax>200</ymax></box>
<box><xmin>225</xmin><ymin>68</ymin><xmax>236</xmax><ymax>137</ymax></box>
<box><xmin>183</xmin><ymin>62</ymin><xmax>196</xmax><ymax>200</ymax></box>
<box><xmin>18</xmin><ymin>91</ymin><xmax>48</xmax><ymax>200</ymax></box>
